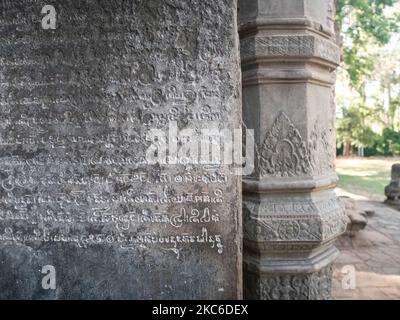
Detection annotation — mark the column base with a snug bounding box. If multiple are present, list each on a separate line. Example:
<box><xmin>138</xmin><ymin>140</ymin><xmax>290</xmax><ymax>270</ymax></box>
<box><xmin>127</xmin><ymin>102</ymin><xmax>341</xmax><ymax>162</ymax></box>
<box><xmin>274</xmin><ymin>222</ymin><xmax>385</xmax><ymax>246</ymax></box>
<box><xmin>244</xmin><ymin>246</ymin><xmax>338</xmax><ymax>300</ymax></box>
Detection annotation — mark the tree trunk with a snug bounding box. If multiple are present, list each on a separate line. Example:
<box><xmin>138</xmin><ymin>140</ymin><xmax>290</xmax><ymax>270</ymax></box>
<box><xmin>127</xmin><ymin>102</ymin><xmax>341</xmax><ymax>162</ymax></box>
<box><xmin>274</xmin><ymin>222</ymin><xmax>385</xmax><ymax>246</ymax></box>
<box><xmin>343</xmin><ymin>140</ymin><xmax>352</xmax><ymax>157</ymax></box>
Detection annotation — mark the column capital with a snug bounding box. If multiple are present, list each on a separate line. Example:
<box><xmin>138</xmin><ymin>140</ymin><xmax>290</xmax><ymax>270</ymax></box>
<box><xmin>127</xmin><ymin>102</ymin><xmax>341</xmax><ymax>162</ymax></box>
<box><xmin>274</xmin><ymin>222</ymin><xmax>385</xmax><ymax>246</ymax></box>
<box><xmin>238</xmin><ymin>0</ymin><xmax>336</xmax><ymax>37</ymax></box>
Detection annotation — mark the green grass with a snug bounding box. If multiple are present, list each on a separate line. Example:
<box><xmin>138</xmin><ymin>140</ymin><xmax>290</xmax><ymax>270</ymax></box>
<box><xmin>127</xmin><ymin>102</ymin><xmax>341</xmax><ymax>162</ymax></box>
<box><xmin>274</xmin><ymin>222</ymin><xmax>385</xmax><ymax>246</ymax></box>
<box><xmin>336</xmin><ymin>158</ymin><xmax>400</xmax><ymax>201</ymax></box>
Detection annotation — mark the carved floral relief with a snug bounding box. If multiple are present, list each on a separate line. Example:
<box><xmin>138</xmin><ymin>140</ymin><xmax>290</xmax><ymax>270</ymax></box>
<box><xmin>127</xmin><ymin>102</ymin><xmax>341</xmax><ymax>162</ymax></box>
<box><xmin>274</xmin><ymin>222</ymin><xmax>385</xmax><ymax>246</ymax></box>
<box><xmin>259</xmin><ymin>112</ymin><xmax>335</xmax><ymax>178</ymax></box>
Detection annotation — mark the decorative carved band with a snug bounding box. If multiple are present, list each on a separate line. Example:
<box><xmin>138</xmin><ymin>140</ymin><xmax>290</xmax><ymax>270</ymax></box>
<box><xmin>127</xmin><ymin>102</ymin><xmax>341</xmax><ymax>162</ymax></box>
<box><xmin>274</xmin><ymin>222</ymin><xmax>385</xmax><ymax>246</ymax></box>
<box><xmin>244</xmin><ymin>265</ymin><xmax>333</xmax><ymax>300</ymax></box>
<box><xmin>243</xmin><ymin>198</ymin><xmax>347</xmax><ymax>242</ymax></box>
<box><xmin>241</xmin><ymin>34</ymin><xmax>340</xmax><ymax>66</ymax></box>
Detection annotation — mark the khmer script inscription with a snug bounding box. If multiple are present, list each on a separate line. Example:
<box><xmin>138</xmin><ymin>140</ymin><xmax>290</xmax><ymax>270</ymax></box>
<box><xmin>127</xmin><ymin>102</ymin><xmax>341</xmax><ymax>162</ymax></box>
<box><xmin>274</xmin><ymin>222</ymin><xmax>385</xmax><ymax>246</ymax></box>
<box><xmin>0</xmin><ymin>0</ymin><xmax>241</xmax><ymax>299</ymax></box>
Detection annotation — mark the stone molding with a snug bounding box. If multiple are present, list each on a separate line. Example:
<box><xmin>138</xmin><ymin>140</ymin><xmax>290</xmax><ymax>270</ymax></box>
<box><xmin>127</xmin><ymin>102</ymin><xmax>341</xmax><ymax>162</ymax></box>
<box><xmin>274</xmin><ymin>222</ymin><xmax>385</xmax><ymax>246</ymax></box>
<box><xmin>241</xmin><ymin>34</ymin><xmax>340</xmax><ymax>67</ymax></box>
<box><xmin>243</xmin><ymin>197</ymin><xmax>347</xmax><ymax>244</ymax></box>
<box><xmin>244</xmin><ymin>264</ymin><xmax>333</xmax><ymax>300</ymax></box>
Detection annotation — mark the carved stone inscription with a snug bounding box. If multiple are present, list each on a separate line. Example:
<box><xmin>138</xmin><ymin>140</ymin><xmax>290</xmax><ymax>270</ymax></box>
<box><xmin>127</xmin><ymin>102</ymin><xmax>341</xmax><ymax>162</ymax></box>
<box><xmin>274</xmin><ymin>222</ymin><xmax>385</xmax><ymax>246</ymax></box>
<box><xmin>0</xmin><ymin>0</ymin><xmax>241</xmax><ymax>299</ymax></box>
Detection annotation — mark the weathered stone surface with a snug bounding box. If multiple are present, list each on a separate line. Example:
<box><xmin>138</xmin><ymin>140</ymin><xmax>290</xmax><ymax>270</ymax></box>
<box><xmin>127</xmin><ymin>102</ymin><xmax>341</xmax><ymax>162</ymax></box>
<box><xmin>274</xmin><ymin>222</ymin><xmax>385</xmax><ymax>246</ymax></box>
<box><xmin>245</xmin><ymin>265</ymin><xmax>333</xmax><ymax>300</ymax></box>
<box><xmin>340</xmin><ymin>196</ymin><xmax>367</xmax><ymax>236</ymax></box>
<box><xmin>385</xmin><ymin>164</ymin><xmax>400</xmax><ymax>207</ymax></box>
<box><xmin>0</xmin><ymin>0</ymin><xmax>242</xmax><ymax>299</ymax></box>
<box><xmin>239</xmin><ymin>0</ymin><xmax>346</xmax><ymax>300</ymax></box>
<box><xmin>346</xmin><ymin>212</ymin><xmax>367</xmax><ymax>235</ymax></box>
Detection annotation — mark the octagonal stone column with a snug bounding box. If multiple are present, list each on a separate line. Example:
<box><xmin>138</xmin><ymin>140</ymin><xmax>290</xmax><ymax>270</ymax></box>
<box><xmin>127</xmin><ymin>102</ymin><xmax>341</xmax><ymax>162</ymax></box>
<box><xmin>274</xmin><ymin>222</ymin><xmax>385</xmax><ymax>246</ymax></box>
<box><xmin>238</xmin><ymin>0</ymin><xmax>347</xmax><ymax>299</ymax></box>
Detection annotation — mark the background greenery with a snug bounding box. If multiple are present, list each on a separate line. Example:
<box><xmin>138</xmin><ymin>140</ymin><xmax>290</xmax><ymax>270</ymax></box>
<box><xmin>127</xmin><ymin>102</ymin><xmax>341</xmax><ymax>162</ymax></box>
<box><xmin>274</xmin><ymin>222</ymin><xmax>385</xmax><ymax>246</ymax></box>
<box><xmin>336</xmin><ymin>0</ymin><xmax>400</xmax><ymax>156</ymax></box>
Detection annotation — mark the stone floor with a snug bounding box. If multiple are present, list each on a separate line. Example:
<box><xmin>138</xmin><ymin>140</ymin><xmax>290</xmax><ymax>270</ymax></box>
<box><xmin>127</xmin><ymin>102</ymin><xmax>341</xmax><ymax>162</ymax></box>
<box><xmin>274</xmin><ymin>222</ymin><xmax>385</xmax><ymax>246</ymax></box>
<box><xmin>332</xmin><ymin>189</ymin><xmax>400</xmax><ymax>299</ymax></box>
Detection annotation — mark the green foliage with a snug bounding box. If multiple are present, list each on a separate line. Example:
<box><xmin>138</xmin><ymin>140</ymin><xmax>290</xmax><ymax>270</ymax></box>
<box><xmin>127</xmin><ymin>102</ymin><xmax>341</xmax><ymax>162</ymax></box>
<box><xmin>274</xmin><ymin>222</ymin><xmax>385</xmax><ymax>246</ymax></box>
<box><xmin>342</xmin><ymin>127</ymin><xmax>400</xmax><ymax>156</ymax></box>
<box><xmin>336</xmin><ymin>0</ymin><xmax>400</xmax><ymax>156</ymax></box>
<box><xmin>337</xmin><ymin>0</ymin><xmax>398</xmax><ymax>44</ymax></box>
<box><xmin>337</xmin><ymin>0</ymin><xmax>399</xmax><ymax>93</ymax></box>
<box><xmin>337</xmin><ymin>105</ymin><xmax>378</xmax><ymax>148</ymax></box>
<box><xmin>377</xmin><ymin>128</ymin><xmax>400</xmax><ymax>154</ymax></box>
<box><xmin>342</xmin><ymin>47</ymin><xmax>374</xmax><ymax>93</ymax></box>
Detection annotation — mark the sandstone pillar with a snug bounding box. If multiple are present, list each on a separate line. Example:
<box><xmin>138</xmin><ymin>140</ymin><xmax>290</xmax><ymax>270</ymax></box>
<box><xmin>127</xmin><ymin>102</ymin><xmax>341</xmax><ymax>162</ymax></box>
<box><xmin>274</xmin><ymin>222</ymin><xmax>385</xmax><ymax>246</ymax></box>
<box><xmin>239</xmin><ymin>0</ymin><xmax>347</xmax><ymax>299</ymax></box>
<box><xmin>385</xmin><ymin>164</ymin><xmax>400</xmax><ymax>207</ymax></box>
